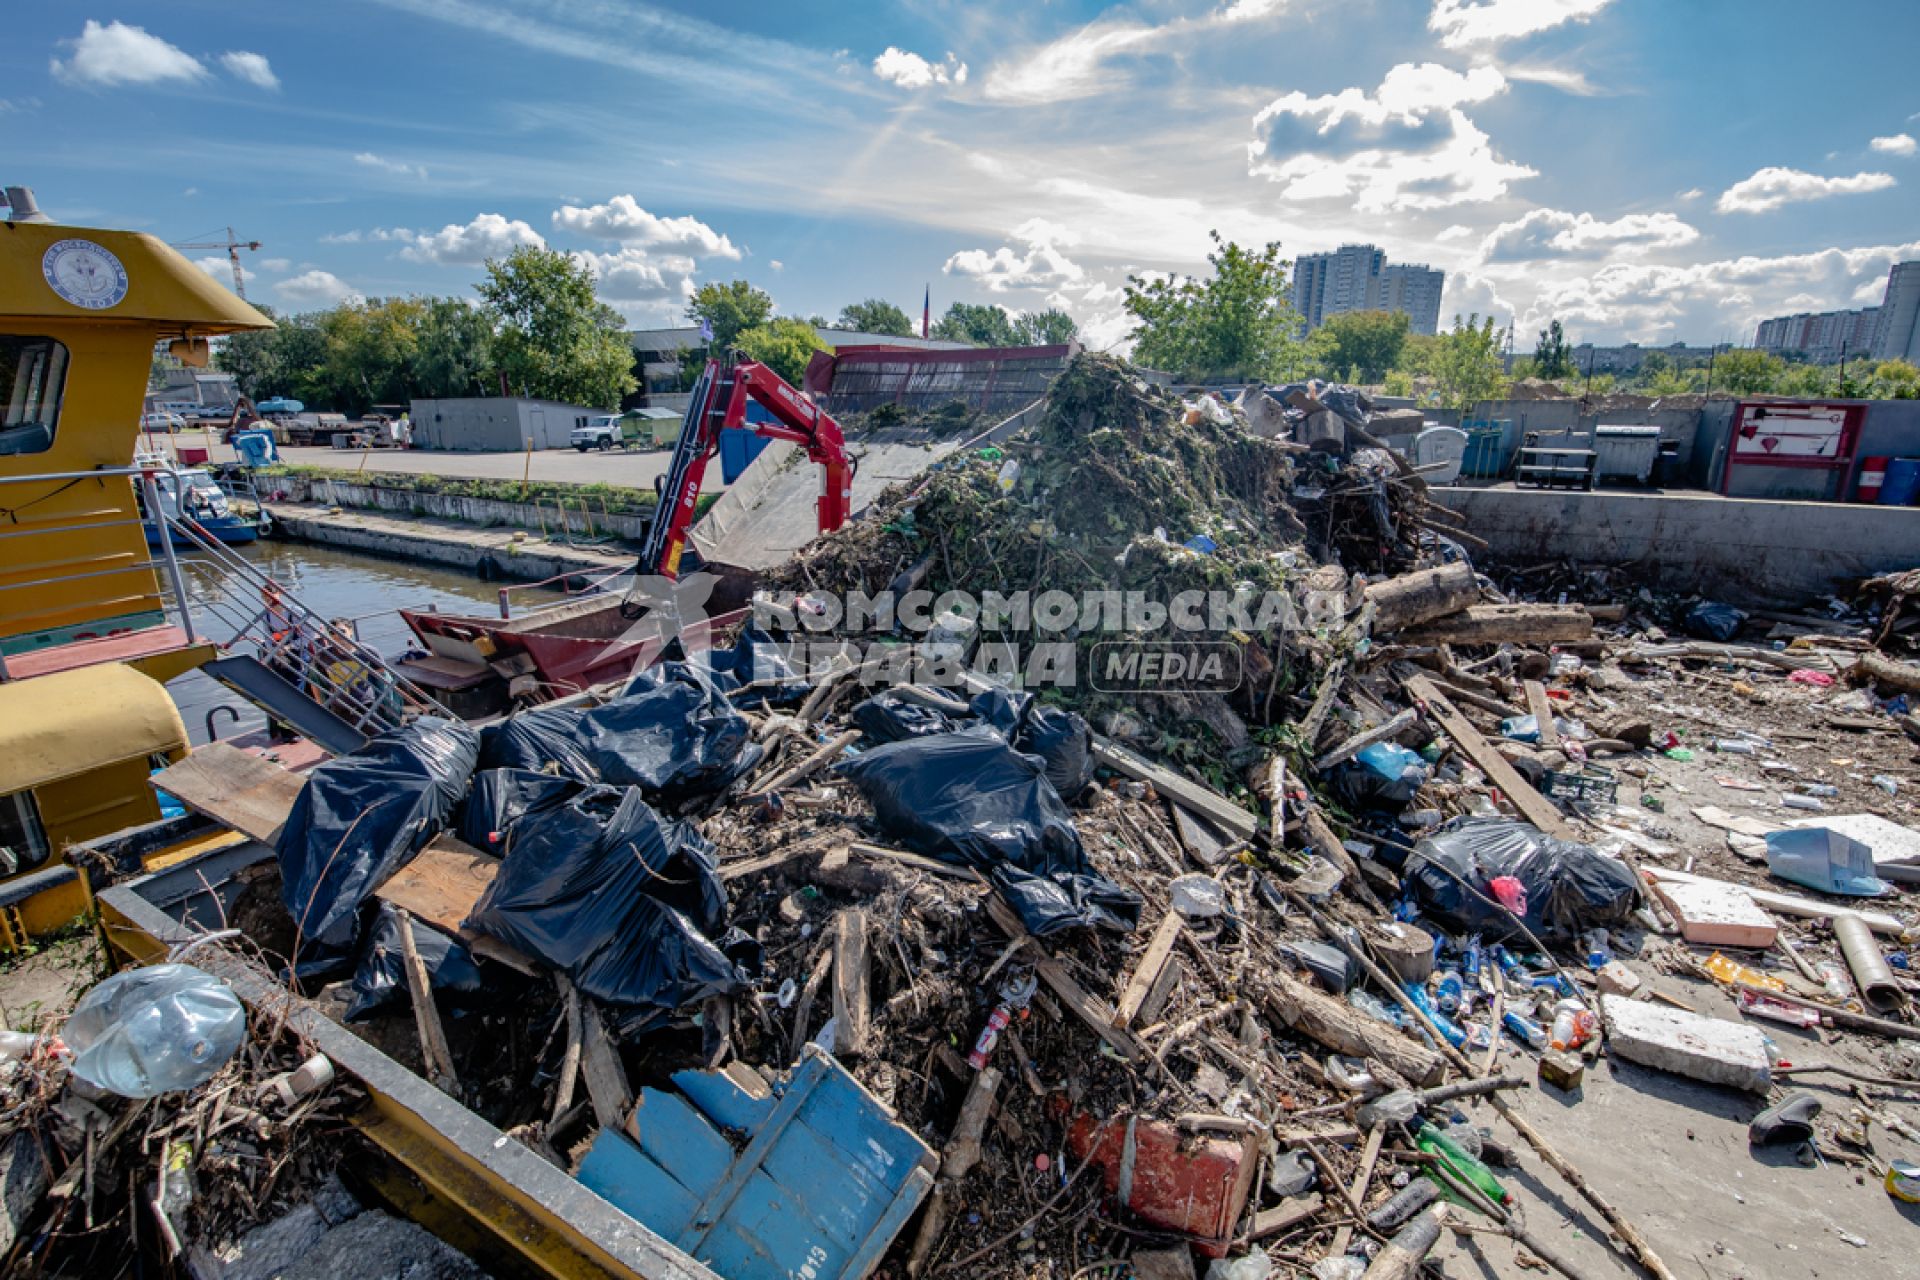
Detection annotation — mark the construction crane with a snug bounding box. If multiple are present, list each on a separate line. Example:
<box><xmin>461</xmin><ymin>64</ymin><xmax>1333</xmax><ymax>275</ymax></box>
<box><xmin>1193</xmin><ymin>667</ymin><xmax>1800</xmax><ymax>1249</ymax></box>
<box><xmin>172</xmin><ymin>227</ymin><xmax>262</xmax><ymax>300</ymax></box>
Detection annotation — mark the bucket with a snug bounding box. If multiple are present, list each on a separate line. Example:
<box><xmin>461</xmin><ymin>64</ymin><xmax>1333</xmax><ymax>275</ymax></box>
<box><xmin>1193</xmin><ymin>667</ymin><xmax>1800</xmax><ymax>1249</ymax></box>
<box><xmin>1858</xmin><ymin>455</ymin><xmax>1889</xmax><ymax>502</ymax></box>
<box><xmin>1880</xmin><ymin>457</ymin><xmax>1920</xmax><ymax>507</ymax></box>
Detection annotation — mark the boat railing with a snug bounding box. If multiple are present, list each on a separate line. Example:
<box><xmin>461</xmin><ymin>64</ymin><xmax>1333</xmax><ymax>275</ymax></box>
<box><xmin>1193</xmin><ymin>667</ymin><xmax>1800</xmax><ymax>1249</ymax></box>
<box><xmin>493</xmin><ymin>562</ymin><xmax>631</xmax><ymax>619</ymax></box>
<box><xmin>0</xmin><ymin>461</ymin><xmax>436</xmax><ymax>737</ymax></box>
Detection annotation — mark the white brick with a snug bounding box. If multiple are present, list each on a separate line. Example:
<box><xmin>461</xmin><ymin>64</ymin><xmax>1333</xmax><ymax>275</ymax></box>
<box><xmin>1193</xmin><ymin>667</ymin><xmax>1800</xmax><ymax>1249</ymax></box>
<box><xmin>1603</xmin><ymin>995</ymin><xmax>1772</xmax><ymax>1092</ymax></box>
<box><xmin>1649</xmin><ymin>879</ymin><xmax>1778</xmax><ymax>948</ymax></box>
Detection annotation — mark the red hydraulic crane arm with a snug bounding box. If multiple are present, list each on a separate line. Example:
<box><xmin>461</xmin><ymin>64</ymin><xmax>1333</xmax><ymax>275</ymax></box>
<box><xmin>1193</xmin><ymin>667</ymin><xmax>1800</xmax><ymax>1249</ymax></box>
<box><xmin>638</xmin><ymin>358</ymin><xmax>854</xmax><ymax>580</ymax></box>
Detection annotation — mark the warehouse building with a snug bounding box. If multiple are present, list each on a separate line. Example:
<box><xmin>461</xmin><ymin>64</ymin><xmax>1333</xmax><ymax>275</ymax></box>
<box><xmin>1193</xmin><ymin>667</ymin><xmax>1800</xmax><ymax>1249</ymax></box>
<box><xmin>409</xmin><ymin>396</ymin><xmax>602</xmax><ymax>451</ymax></box>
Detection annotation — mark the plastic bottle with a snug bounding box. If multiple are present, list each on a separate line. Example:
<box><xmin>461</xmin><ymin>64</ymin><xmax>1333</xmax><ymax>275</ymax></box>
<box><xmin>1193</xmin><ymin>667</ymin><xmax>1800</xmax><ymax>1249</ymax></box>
<box><xmin>1548</xmin><ymin>999</ymin><xmax>1598</xmax><ymax>1052</ymax></box>
<box><xmin>1434</xmin><ymin>970</ymin><xmax>1464</xmax><ymax>1016</ymax></box>
<box><xmin>1462</xmin><ymin>937</ymin><xmax>1483</xmax><ymax>982</ymax></box>
<box><xmin>1404</xmin><ymin>983</ymin><xmax>1468</xmax><ymax>1048</ymax></box>
<box><xmin>1582</xmin><ymin>929</ymin><xmax>1612</xmax><ymax>970</ymax></box>
<box><xmin>1780</xmin><ymin>793</ymin><xmax>1827</xmax><ymax>812</ymax></box>
<box><xmin>1818</xmin><ymin>961</ymin><xmax>1852</xmax><ymax>1002</ymax></box>
<box><xmin>1415</xmin><ymin>1121</ymin><xmax>1511</xmax><ymax>1207</ymax></box>
<box><xmin>1798</xmin><ymin>784</ymin><xmax>1838</xmax><ymax>798</ymax></box>
<box><xmin>1501</xmin><ymin>1010</ymin><xmax>1548</xmax><ymax>1050</ymax></box>
<box><xmin>62</xmin><ymin>964</ymin><xmax>246</xmax><ymax>1098</ymax></box>
<box><xmin>1491</xmin><ymin>944</ymin><xmax>1524</xmax><ymax>977</ymax></box>
<box><xmin>1714</xmin><ymin>739</ymin><xmax>1757</xmax><ymax>755</ymax></box>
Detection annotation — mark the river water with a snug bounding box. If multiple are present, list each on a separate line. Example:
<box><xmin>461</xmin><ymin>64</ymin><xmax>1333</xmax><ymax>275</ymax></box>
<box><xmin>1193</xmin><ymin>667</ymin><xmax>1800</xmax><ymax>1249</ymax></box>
<box><xmin>166</xmin><ymin>541</ymin><xmax>568</xmax><ymax>743</ymax></box>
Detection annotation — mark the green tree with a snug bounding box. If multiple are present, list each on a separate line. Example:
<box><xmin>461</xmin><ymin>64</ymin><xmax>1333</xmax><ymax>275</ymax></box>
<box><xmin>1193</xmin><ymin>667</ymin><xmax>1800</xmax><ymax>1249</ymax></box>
<box><xmin>1533</xmin><ymin>319</ymin><xmax>1574</xmax><ymax>381</ymax></box>
<box><xmin>317</xmin><ymin>297</ymin><xmax>425</xmax><ymax>414</ymax></box>
<box><xmin>1307</xmin><ymin>310</ymin><xmax>1408</xmax><ymax>384</ymax></box>
<box><xmin>1122</xmin><ymin>232</ymin><xmax>1302</xmax><ymax>382</ymax></box>
<box><xmin>215</xmin><ymin>305</ymin><xmax>285</xmax><ymax>399</ymax></box>
<box><xmin>1709</xmin><ymin>349</ymin><xmax>1783</xmax><ymax>395</ymax></box>
<box><xmin>1013</xmin><ymin>307</ymin><xmax>1080</xmax><ymax>346</ymax></box>
<box><xmin>686</xmin><ymin>280</ymin><xmax>773</xmax><ymax>351</ymax></box>
<box><xmin>477</xmin><ymin>246</ymin><xmax>635</xmax><ymax>409</ymax></box>
<box><xmin>834</xmin><ymin>298</ymin><xmax>912</xmax><ymax>336</ymax></box>
<box><xmin>411</xmin><ymin>297</ymin><xmax>496</xmax><ymax>398</ymax></box>
<box><xmin>735</xmin><ymin>317</ymin><xmax>828</xmax><ymax>385</ymax></box>
<box><xmin>1635</xmin><ymin>351</ymin><xmax>1673</xmax><ymax>386</ymax></box>
<box><xmin>1429</xmin><ymin>313</ymin><xmax>1510</xmax><ymax>411</ymax></box>
<box><xmin>931</xmin><ymin>301</ymin><xmax>1018</xmax><ymax>347</ymax></box>
<box><xmin>1872</xmin><ymin>359</ymin><xmax>1920</xmax><ymax>399</ymax></box>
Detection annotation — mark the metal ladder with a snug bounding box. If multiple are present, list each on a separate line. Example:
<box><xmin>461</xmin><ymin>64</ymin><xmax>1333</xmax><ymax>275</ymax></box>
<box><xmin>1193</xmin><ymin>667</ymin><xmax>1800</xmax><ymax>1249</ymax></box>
<box><xmin>154</xmin><ymin>504</ymin><xmax>440</xmax><ymax>739</ymax></box>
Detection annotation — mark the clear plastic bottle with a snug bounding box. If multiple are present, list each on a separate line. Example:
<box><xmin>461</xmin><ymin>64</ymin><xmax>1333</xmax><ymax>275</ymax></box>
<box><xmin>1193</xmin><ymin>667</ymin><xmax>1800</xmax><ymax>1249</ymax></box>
<box><xmin>63</xmin><ymin>965</ymin><xmax>246</xmax><ymax>1098</ymax></box>
<box><xmin>1548</xmin><ymin>999</ymin><xmax>1597</xmax><ymax>1052</ymax></box>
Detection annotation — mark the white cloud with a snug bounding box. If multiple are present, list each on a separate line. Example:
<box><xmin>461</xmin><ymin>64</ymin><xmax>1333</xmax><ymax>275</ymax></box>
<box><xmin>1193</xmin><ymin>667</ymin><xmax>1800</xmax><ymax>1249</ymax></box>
<box><xmin>769</xmin><ymin>260</ymin><xmax>785</xmax><ymax>271</ymax></box>
<box><xmin>551</xmin><ymin>195</ymin><xmax>740</xmax><ymax>258</ymax></box>
<box><xmin>983</xmin><ymin>1</ymin><xmax>1293</xmax><ymax>104</ymax></box>
<box><xmin>182</xmin><ymin>186</ymin><xmax>199</xmax><ymax>197</ymax></box>
<box><xmin>193</xmin><ymin>257</ymin><xmax>244</xmax><ymax>287</ymax></box>
<box><xmin>1716</xmin><ymin>166</ymin><xmax>1896</xmax><ymax>214</ymax></box>
<box><xmin>944</xmin><ymin>219</ymin><xmax>1085</xmax><ymax>292</ymax></box>
<box><xmin>1480</xmin><ymin>208</ymin><xmax>1699</xmax><ymax>262</ymax></box>
<box><xmin>355</xmin><ymin>151</ymin><xmax>428</xmax><ymax>179</ymax></box>
<box><xmin>871</xmin><ymin>47</ymin><xmax>968</xmax><ymax>89</ymax></box>
<box><xmin>0</xmin><ymin>98</ymin><xmax>42</xmax><ymax>115</ymax></box>
<box><xmin>570</xmin><ymin>246</ymin><xmax>698</xmax><ymax>301</ymax></box>
<box><xmin>1500</xmin><ymin>63</ymin><xmax>1600</xmax><ymax>96</ymax></box>
<box><xmin>1677</xmin><ymin>187</ymin><xmax>1704</xmax><ymax>201</ymax></box>
<box><xmin>275</xmin><ymin>270</ymin><xmax>358</xmax><ymax>305</ymax></box>
<box><xmin>1872</xmin><ymin>133</ymin><xmax>1918</xmax><ymax>156</ymax></box>
<box><xmin>218</xmin><ymin>51</ymin><xmax>279</xmax><ymax>90</ymax></box>
<box><xmin>260</xmin><ymin>257</ymin><xmax>291</xmax><ymax>271</ymax></box>
<box><xmin>1248</xmin><ymin>64</ymin><xmax>1532</xmax><ymax>211</ymax></box>
<box><xmin>1428</xmin><ymin>0</ymin><xmax>1614</xmax><ymax>49</ymax></box>
<box><xmin>51</xmin><ymin>20</ymin><xmax>206</xmax><ymax>87</ymax></box>
<box><xmin>397</xmin><ymin>213</ymin><xmax>546</xmax><ymax>264</ymax></box>
<box><xmin>1436</xmin><ymin>224</ymin><xmax>1474</xmax><ymax>241</ymax></box>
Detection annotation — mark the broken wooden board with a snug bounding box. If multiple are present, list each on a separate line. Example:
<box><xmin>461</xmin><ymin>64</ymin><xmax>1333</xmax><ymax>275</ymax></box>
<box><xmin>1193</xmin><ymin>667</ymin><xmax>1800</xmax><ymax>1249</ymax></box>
<box><xmin>1312</xmin><ymin>708</ymin><xmax>1418</xmax><ymax>774</ymax></box>
<box><xmin>1114</xmin><ymin>912</ymin><xmax>1184</xmax><ymax>1029</ymax></box>
<box><xmin>1647</xmin><ymin>879</ymin><xmax>1777</xmax><ymax>949</ymax></box>
<box><xmin>1398</xmin><ymin>604</ymin><xmax>1592</xmax><ymax>647</ymax></box>
<box><xmin>1524</xmin><ymin>679</ymin><xmax>1561</xmax><ymax>749</ymax></box>
<box><xmin>149</xmin><ymin>742</ymin><xmax>303</xmax><ymax>845</ymax></box>
<box><xmin>1169</xmin><ymin>803</ymin><xmax>1231</xmax><ymax>867</ymax></box>
<box><xmin>375</xmin><ymin>834</ymin><xmax>499</xmax><ymax>935</ymax></box>
<box><xmin>985</xmin><ymin>894</ymin><xmax>1144</xmax><ymax>1061</ymax></box>
<box><xmin>1402</xmin><ymin>673</ymin><xmax>1576</xmax><ymax>839</ymax></box>
<box><xmin>831</xmin><ymin>909</ymin><xmax>872</xmax><ymax>1057</ymax></box>
<box><xmin>1093</xmin><ymin>739</ymin><xmax>1257</xmax><ymax>843</ymax></box>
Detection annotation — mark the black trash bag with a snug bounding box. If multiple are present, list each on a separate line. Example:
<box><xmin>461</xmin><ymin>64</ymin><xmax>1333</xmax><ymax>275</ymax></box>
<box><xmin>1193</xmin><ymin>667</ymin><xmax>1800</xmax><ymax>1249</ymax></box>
<box><xmin>277</xmin><ymin>717</ymin><xmax>479</xmax><ymax>963</ymax></box>
<box><xmin>1403</xmin><ymin>817</ymin><xmax>1640</xmax><ymax>941</ymax></box>
<box><xmin>464</xmin><ymin>785</ymin><xmax>749</xmax><ymax>1019</ymax></box>
<box><xmin>837</xmin><ymin>728</ymin><xmax>1139</xmax><ymax>935</ymax></box>
<box><xmin>1683</xmin><ymin>600</ymin><xmax>1748</xmax><ymax>642</ymax></box>
<box><xmin>457</xmin><ymin>769</ymin><xmax>588</xmax><ymax>853</ymax></box>
<box><xmin>1327</xmin><ymin>759</ymin><xmax>1422</xmax><ymax>815</ymax></box>
<box><xmin>345</xmin><ymin>901</ymin><xmax>487</xmax><ymax>1022</ymax></box>
<box><xmin>477</xmin><ymin>706</ymin><xmax>595</xmax><ymax>779</ymax></box>
<box><xmin>850</xmin><ymin>691</ymin><xmax>962</xmax><ymax>745</ymax></box>
<box><xmin>990</xmin><ymin>865</ymin><xmax>1140</xmax><ymax>936</ymax></box>
<box><xmin>838</xmin><ymin>728</ymin><xmax>1086</xmax><ymax>876</ymax></box>
<box><xmin>706</xmin><ymin>626</ymin><xmax>808</xmax><ymax>707</ymax></box>
<box><xmin>968</xmin><ymin>689</ymin><xmax>1095</xmax><ymax>799</ymax></box>
<box><xmin>478</xmin><ymin>664</ymin><xmax>761</xmax><ymax>806</ymax></box>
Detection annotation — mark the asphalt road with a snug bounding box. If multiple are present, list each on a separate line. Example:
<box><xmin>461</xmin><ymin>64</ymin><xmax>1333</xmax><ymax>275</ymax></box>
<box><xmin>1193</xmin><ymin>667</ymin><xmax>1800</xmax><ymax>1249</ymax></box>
<box><xmin>155</xmin><ymin>435</ymin><xmax>703</xmax><ymax>489</ymax></box>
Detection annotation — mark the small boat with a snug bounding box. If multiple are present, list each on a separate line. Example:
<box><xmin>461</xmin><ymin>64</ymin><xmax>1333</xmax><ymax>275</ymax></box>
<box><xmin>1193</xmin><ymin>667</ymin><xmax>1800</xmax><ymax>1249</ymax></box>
<box><xmin>139</xmin><ymin>461</ymin><xmax>264</xmax><ymax>546</ymax></box>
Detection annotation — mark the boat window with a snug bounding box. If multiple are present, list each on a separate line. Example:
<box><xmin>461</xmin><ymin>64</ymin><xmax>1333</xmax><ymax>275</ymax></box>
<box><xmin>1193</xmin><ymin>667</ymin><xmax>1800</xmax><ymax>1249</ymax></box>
<box><xmin>0</xmin><ymin>790</ymin><xmax>51</xmax><ymax>877</ymax></box>
<box><xmin>0</xmin><ymin>336</ymin><xmax>69</xmax><ymax>457</ymax></box>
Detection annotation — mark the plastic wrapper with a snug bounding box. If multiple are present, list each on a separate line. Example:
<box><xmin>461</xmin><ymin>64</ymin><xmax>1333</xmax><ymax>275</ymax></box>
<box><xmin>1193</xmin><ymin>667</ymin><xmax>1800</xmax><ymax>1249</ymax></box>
<box><xmin>1683</xmin><ymin>600</ymin><xmax>1747</xmax><ymax>642</ymax></box>
<box><xmin>276</xmin><ymin>717</ymin><xmax>479</xmax><ymax>963</ymax></box>
<box><xmin>479</xmin><ymin>664</ymin><xmax>760</xmax><ymax>807</ymax></box>
<box><xmin>64</xmin><ymin>964</ymin><xmax>245</xmax><ymax>1098</ymax></box>
<box><xmin>464</xmin><ymin>785</ymin><xmax>756</xmax><ymax>1024</ymax></box>
<box><xmin>837</xmin><ymin>728</ymin><xmax>1137</xmax><ymax>934</ymax></box>
<box><xmin>457</xmin><ymin>768</ymin><xmax>587</xmax><ymax>853</ymax></box>
<box><xmin>345</xmin><ymin>901</ymin><xmax>488</xmax><ymax>1022</ymax></box>
<box><xmin>1403</xmin><ymin>817</ymin><xmax>1639</xmax><ymax>941</ymax></box>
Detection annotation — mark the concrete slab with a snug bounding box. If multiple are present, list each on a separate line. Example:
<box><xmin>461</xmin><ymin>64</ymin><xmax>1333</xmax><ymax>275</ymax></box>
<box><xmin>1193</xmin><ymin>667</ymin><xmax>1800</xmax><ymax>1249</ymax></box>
<box><xmin>1603</xmin><ymin>995</ymin><xmax>1772</xmax><ymax>1093</ymax></box>
<box><xmin>1648</xmin><ymin>878</ymin><xmax>1778</xmax><ymax>948</ymax></box>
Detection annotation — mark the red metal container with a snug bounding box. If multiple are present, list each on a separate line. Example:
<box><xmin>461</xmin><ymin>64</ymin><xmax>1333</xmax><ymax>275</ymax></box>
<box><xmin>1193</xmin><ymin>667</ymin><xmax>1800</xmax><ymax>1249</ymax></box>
<box><xmin>1858</xmin><ymin>455</ymin><xmax>1890</xmax><ymax>503</ymax></box>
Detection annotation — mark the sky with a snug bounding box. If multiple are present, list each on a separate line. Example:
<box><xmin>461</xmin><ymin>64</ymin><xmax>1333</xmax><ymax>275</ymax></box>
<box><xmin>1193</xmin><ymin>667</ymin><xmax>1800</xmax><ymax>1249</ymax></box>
<box><xmin>7</xmin><ymin>1</ymin><xmax>1920</xmax><ymax>352</ymax></box>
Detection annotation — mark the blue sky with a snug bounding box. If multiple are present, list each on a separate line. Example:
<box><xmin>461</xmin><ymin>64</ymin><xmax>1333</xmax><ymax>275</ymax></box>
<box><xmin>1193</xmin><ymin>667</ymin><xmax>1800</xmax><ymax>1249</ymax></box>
<box><xmin>7</xmin><ymin>1</ymin><xmax>1919</xmax><ymax>349</ymax></box>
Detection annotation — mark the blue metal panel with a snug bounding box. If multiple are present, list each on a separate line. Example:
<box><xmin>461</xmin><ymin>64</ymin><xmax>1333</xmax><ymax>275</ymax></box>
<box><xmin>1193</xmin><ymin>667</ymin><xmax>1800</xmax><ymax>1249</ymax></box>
<box><xmin>672</xmin><ymin>1067</ymin><xmax>776</xmax><ymax>1133</ymax></box>
<box><xmin>576</xmin><ymin>1131</ymin><xmax>702</xmax><ymax>1240</ymax></box>
<box><xmin>697</xmin><ymin>1169</ymin><xmax>859</xmax><ymax>1280</ymax></box>
<box><xmin>633</xmin><ymin>1088</ymin><xmax>735</xmax><ymax>1195</ymax></box>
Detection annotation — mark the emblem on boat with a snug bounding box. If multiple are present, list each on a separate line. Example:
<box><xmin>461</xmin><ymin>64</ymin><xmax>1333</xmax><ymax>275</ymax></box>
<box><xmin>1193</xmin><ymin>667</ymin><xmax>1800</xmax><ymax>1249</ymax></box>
<box><xmin>41</xmin><ymin>238</ymin><xmax>129</xmax><ymax>310</ymax></box>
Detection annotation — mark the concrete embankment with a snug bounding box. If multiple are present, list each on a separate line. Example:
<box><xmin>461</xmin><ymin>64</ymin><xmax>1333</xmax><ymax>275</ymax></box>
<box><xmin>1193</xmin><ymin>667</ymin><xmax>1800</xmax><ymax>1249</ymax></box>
<box><xmin>267</xmin><ymin>470</ymin><xmax>656</xmax><ymax>540</ymax></box>
<box><xmin>265</xmin><ymin>502</ymin><xmax>632</xmax><ymax>585</ymax></box>
<box><xmin>1449</xmin><ymin>486</ymin><xmax>1920</xmax><ymax>602</ymax></box>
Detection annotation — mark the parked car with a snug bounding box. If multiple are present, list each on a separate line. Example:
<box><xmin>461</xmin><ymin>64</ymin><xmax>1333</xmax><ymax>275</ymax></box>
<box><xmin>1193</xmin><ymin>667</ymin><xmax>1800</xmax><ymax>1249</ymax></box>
<box><xmin>140</xmin><ymin>411</ymin><xmax>186</xmax><ymax>433</ymax></box>
<box><xmin>571</xmin><ymin>413</ymin><xmax>637</xmax><ymax>451</ymax></box>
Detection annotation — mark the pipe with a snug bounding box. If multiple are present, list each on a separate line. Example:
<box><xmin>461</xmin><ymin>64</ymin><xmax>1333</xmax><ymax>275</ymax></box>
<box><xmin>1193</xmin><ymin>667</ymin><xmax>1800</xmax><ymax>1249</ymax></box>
<box><xmin>1834</xmin><ymin>914</ymin><xmax>1904</xmax><ymax>1014</ymax></box>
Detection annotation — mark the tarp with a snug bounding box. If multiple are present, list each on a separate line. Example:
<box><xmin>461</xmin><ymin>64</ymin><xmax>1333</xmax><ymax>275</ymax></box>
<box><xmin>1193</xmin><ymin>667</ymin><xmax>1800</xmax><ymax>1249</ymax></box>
<box><xmin>463</xmin><ymin>784</ymin><xmax>758</xmax><ymax>1027</ymax></box>
<box><xmin>276</xmin><ymin>717</ymin><xmax>478</xmax><ymax>964</ymax></box>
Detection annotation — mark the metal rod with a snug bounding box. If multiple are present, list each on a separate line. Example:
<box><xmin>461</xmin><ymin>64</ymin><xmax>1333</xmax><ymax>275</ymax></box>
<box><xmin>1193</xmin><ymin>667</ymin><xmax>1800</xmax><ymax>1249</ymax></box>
<box><xmin>141</xmin><ymin>475</ymin><xmax>198</xmax><ymax>645</ymax></box>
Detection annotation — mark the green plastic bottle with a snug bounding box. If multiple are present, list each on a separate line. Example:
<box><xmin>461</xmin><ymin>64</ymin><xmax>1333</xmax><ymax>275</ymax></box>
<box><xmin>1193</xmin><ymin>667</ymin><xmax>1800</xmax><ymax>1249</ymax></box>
<box><xmin>1415</xmin><ymin>1121</ymin><xmax>1511</xmax><ymax>1209</ymax></box>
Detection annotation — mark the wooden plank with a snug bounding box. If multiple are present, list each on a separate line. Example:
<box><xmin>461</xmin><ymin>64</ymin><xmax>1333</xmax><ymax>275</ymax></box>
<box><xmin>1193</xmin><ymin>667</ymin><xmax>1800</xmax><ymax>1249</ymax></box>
<box><xmin>848</xmin><ymin>842</ymin><xmax>980</xmax><ymax>882</ymax></box>
<box><xmin>985</xmin><ymin>895</ymin><xmax>1143</xmax><ymax>1061</ymax></box>
<box><xmin>396</xmin><ymin>909</ymin><xmax>459</xmax><ymax>1094</ymax></box>
<box><xmin>1399</xmin><ymin>604</ymin><xmax>1592</xmax><ymax>647</ymax></box>
<box><xmin>1523</xmin><ymin>679</ymin><xmax>1560</xmax><ymax>748</ymax></box>
<box><xmin>831</xmin><ymin>909</ymin><xmax>872</xmax><ymax>1057</ymax></box>
<box><xmin>552</xmin><ymin>979</ymin><xmax>582</xmax><ymax>1124</ymax></box>
<box><xmin>1169</xmin><ymin>803</ymin><xmax>1230</xmax><ymax>867</ymax></box>
<box><xmin>1402</xmin><ymin>674</ymin><xmax>1575</xmax><ymax>839</ymax></box>
<box><xmin>578</xmin><ymin>998</ymin><xmax>635</xmax><ymax>1131</ymax></box>
<box><xmin>375</xmin><ymin>834</ymin><xmax>499</xmax><ymax>934</ymax></box>
<box><xmin>1330</xmin><ymin>1126</ymin><xmax>1386</xmax><ymax>1256</ymax></box>
<box><xmin>1092</xmin><ymin>740</ymin><xmax>1257</xmax><ymax>842</ymax></box>
<box><xmin>1114</xmin><ymin>912</ymin><xmax>1184</xmax><ymax>1029</ymax></box>
<box><xmin>149</xmin><ymin>742</ymin><xmax>303</xmax><ymax>844</ymax></box>
<box><xmin>1250</xmin><ymin>1193</ymin><xmax>1325</xmax><ymax>1240</ymax></box>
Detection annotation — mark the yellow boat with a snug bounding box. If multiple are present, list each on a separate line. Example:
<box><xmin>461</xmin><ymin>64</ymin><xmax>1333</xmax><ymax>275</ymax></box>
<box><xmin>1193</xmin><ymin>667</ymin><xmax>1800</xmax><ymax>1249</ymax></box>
<box><xmin>0</xmin><ymin>203</ymin><xmax>272</xmax><ymax>944</ymax></box>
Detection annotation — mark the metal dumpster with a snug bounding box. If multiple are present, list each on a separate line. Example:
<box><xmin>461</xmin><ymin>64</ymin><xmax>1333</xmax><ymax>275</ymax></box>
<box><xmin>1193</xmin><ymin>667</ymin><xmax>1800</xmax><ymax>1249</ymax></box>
<box><xmin>1592</xmin><ymin>424</ymin><xmax>1662</xmax><ymax>483</ymax></box>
